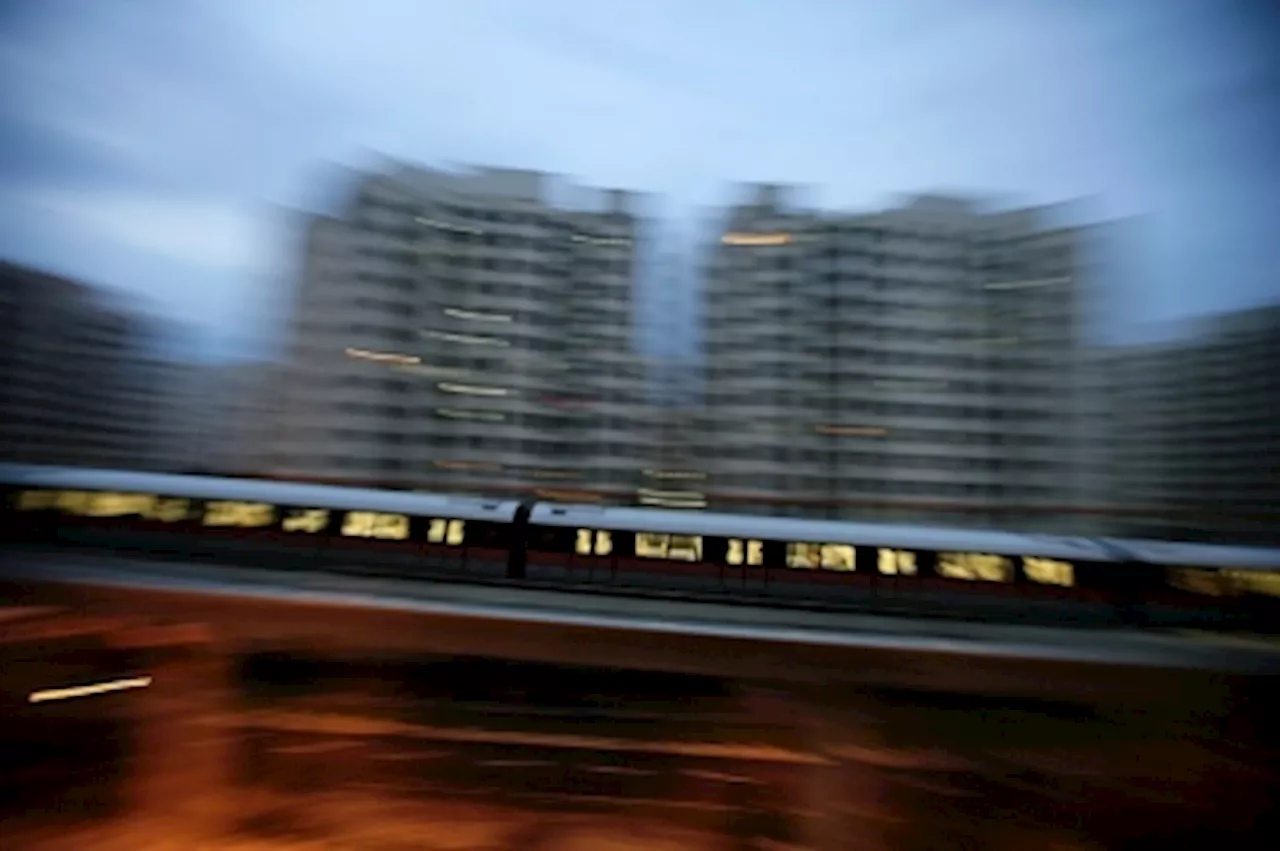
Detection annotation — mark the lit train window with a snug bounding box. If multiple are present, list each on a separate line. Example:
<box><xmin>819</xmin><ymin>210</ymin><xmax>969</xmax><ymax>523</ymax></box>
<box><xmin>203</xmin><ymin>501</ymin><xmax>276</xmax><ymax>528</ymax></box>
<box><xmin>821</xmin><ymin>544</ymin><xmax>855</xmax><ymax>571</ymax></box>
<box><xmin>937</xmin><ymin>552</ymin><xmax>1013</xmax><ymax>583</ymax></box>
<box><xmin>57</xmin><ymin>491</ymin><xmax>91</xmax><ymax>515</ymax></box>
<box><xmin>878</xmin><ymin>548</ymin><xmax>918</xmax><ymax>576</ymax></box>
<box><xmin>1168</xmin><ymin>567</ymin><xmax>1226</xmax><ymax>597</ymax></box>
<box><xmin>727</xmin><ymin>538</ymin><xmax>764</xmax><ymax>566</ymax></box>
<box><xmin>80</xmin><ymin>492</ymin><xmax>157</xmax><ymax>518</ymax></box>
<box><xmin>787</xmin><ymin>543</ymin><xmax>822</xmax><ymax>569</ymax></box>
<box><xmin>636</xmin><ymin>532</ymin><xmax>702</xmax><ymax>562</ymax></box>
<box><xmin>1023</xmin><ymin>556</ymin><xmax>1074</xmax><ymax>588</ymax></box>
<box><xmin>144</xmin><ymin>497</ymin><xmax>192</xmax><ymax>523</ymax></box>
<box><xmin>1226</xmin><ymin>570</ymin><xmax>1280</xmax><ymax>598</ymax></box>
<box><xmin>341</xmin><ymin>511</ymin><xmax>410</xmax><ymax>540</ymax></box>
<box><xmin>427</xmin><ymin>518</ymin><xmax>466</xmax><ymax>546</ymax></box>
<box><xmin>16</xmin><ymin>489</ymin><xmax>59</xmax><ymax>511</ymax></box>
<box><xmin>282</xmin><ymin>508</ymin><xmax>331</xmax><ymax>534</ymax></box>
<box><xmin>575</xmin><ymin>529</ymin><xmax>613</xmax><ymax>556</ymax></box>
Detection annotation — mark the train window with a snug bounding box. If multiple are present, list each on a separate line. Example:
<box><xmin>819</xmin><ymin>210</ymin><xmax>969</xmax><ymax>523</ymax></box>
<box><xmin>203</xmin><ymin>501</ymin><xmax>276</xmax><ymax>528</ymax></box>
<box><xmin>575</xmin><ymin>529</ymin><xmax>613</xmax><ymax>556</ymax></box>
<box><xmin>727</xmin><ymin>538</ymin><xmax>764</xmax><ymax>567</ymax></box>
<box><xmin>426</xmin><ymin>518</ymin><xmax>466</xmax><ymax>545</ymax></box>
<box><xmin>937</xmin><ymin>552</ymin><xmax>1013</xmax><ymax>583</ymax></box>
<box><xmin>341</xmin><ymin>510</ymin><xmax>411</xmax><ymax>540</ymax></box>
<box><xmin>16</xmin><ymin>489</ymin><xmax>59</xmax><ymax>511</ymax></box>
<box><xmin>636</xmin><ymin>532</ymin><xmax>702</xmax><ymax>562</ymax></box>
<box><xmin>79</xmin><ymin>492</ymin><xmax>156</xmax><ymax>517</ymax></box>
<box><xmin>1168</xmin><ymin>567</ymin><xmax>1226</xmax><ymax>597</ymax></box>
<box><xmin>1226</xmin><ymin>570</ymin><xmax>1280</xmax><ymax>598</ymax></box>
<box><xmin>821</xmin><ymin>544</ymin><xmax>856</xmax><ymax>571</ymax></box>
<box><xmin>1023</xmin><ymin>556</ymin><xmax>1074</xmax><ymax>588</ymax></box>
<box><xmin>787</xmin><ymin>543</ymin><xmax>822</xmax><ymax>569</ymax></box>
<box><xmin>446</xmin><ymin>519</ymin><xmax>465</xmax><ymax>546</ymax></box>
<box><xmin>282</xmin><ymin>508</ymin><xmax>331</xmax><ymax>534</ymax></box>
<box><xmin>878</xmin><ymin>548</ymin><xmax>918</xmax><ymax>576</ymax></box>
<box><xmin>144</xmin><ymin>497</ymin><xmax>193</xmax><ymax>523</ymax></box>
<box><xmin>56</xmin><ymin>491</ymin><xmax>91</xmax><ymax>514</ymax></box>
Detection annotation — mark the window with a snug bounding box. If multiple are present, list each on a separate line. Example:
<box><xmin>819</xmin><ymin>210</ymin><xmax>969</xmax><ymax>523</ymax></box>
<box><xmin>203</xmin><ymin>501</ymin><xmax>276</xmax><ymax>528</ymax></box>
<box><xmin>937</xmin><ymin>552</ymin><xmax>1012</xmax><ymax>583</ymax></box>
<box><xmin>427</xmin><ymin>518</ymin><xmax>466</xmax><ymax>546</ymax></box>
<box><xmin>636</xmin><ymin>532</ymin><xmax>702</xmax><ymax>561</ymax></box>
<box><xmin>727</xmin><ymin>538</ymin><xmax>764</xmax><ymax>566</ymax></box>
<box><xmin>878</xmin><ymin>548</ymin><xmax>918</xmax><ymax>575</ymax></box>
<box><xmin>1023</xmin><ymin>556</ymin><xmax>1074</xmax><ymax>587</ymax></box>
<box><xmin>341</xmin><ymin>511</ymin><xmax>410</xmax><ymax>541</ymax></box>
<box><xmin>282</xmin><ymin>508</ymin><xmax>330</xmax><ymax>534</ymax></box>
<box><xmin>575</xmin><ymin>528</ymin><xmax>613</xmax><ymax>556</ymax></box>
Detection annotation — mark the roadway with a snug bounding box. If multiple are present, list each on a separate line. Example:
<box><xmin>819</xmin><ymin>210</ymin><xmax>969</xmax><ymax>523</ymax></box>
<box><xmin>2</xmin><ymin>550</ymin><xmax>1279</xmax><ymax>849</ymax></box>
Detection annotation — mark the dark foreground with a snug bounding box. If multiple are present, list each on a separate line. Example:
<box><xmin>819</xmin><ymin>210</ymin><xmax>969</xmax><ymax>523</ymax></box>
<box><xmin>2</xmin><ymin>576</ymin><xmax>1279</xmax><ymax>850</ymax></box>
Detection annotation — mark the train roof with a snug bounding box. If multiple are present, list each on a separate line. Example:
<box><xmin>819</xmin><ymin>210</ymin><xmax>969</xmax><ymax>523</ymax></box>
<box><xmin>530</xmin><ymin>503</ymin><xmax>1121</xmax><ymax>562</ymax></box>
<box><xmin>1101</xmin><ymin>537</ymin><xmax>1280</xmax><ymax>570</ymax></box>
<box><xmin>0</xmin><ymin>465</ymin><xmax>522</xmax><ymax>522</ymax></box>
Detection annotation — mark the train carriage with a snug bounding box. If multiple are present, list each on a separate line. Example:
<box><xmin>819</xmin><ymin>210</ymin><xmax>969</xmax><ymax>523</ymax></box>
<box><xmin>1</xmin><ymin>465</ymin><xmax>521</xmax><ymax>579</ymax></box>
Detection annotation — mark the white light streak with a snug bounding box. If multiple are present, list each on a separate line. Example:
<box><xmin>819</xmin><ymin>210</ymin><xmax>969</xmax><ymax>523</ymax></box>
<box><xmin>29</xmin><ymin>676</ymin><xmax>153</xmax><ymax>704</ymax></box>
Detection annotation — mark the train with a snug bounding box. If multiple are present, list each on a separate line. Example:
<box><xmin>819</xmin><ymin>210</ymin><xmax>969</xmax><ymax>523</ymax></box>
<box><xmin>3</xmin><ymin>464</ymin><xmax>1278</xmax><ymax>631</ymax></box>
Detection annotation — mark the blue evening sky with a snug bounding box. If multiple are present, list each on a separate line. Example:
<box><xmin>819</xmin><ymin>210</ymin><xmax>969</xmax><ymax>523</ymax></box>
<box><xmin>1</xmin><ymin>0</ymin><xmax>1277</xmax><ymax>360</ymax></box>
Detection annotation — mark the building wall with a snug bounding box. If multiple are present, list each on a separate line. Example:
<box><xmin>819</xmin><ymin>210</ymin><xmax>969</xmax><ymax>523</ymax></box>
<box><xmin>270</xmin><ymin>162</ymin><xmax>646</xmax><ymax>495</ymax></box>
<box><xmin>701</xmin><ymin>190</ymin><xmax>1090</xmax><ymax>532</ymax></box>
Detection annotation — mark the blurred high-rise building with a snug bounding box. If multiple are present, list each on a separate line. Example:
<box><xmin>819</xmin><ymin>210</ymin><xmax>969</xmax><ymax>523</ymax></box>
<box><xmin>0</xmin><ymin>261</ymin><xmax>162</xmax><ymax>470</ymax></box>
<box><xmin>1102</xmin><ymin>305</ymin><xmax>1280</xmax><ymax>544</ymax></box>
<box><xmin>699</xmin><ymin>189</ymin><xmax>1094</xmax><ymax>532</ymax></box>
<box><xmin>270</xmin><ymin>162</ymin><xmax>647</xmax><ymax>497</ymax></box>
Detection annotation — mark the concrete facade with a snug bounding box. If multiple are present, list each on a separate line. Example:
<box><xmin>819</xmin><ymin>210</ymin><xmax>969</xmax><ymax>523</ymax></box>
<box><xmin>698</xmin><ymin>189</ymin><xmax>1092</xmax><ymax>532</ymax></box>
<box><xmin>269</xmin><ymin>162</ymin><xmax>649</xmax><ymax>496</ymax></box>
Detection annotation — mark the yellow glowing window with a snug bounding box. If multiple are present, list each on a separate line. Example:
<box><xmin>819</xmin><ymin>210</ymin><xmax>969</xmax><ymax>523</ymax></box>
<box><xmin>727</xmin><ymin>538</ymin><xmax>764</xmax><ymax>566</ymax></box>
<box><xmin>1226</xmin><ymin>570</ymin><xmax>1280</xmax><ymax>598</ymax></box>
<box><xmin>56</xmin><ymin>491</ymin><xmax>91</xmax><ymax>515</ymax></box>
<box><xmin>636</xmin><ymin>532</ymin><xmax>702</xmax><ymax>562</ymax></box>
<box><xmin>787</xmin><ymin>543</ymin><xmax>823</xmax><ymax>569</ymax></box>
<box><xmin>576</xmin><ymin>529</ymin><xmax>613</xmax><ymax>556</ymax></box>
<box><xmin>821</xmin><ymin>544</ymin><xmax>856</xmax><ymax>571</ymax></box>
<box><xmin>427</xmin><ymin>518</ymin><xmax>466</xmax><ymax>546</ymax></box>
<box><xmin>144</xmin><ymin>498</ymin><xmax>191</xmax><ymax>523</ymax></box>
<box><xmin>81</xmin><ymin>492</ymin><xmax>157</xmax><ymax>518</ymax></box>
<box><xmin>937</xmin><ymin>552</ymin><xmax>1013</xmax><ymax>583</ymax></box>
<box><xmin>16</xmin><ymin>489</ymin><xmax>58</xmax><ymax>511</ymax></box>
<box><xmin>878</xmin><ymin>548</ymin><xmax>918</xmax><ymax>576</ymax></box>
<box><xmin>1023</xmin><ymin>556</ymin><xmax>1075</xmax><ymax>588</ymax></box>
<box><xmin>282</xmin><ymin>508</ymin><xmax>331</xmax><ymax>534</ymax></box>
<box><xmin>203</xmin><ymin>501</ymin><xmax>276</xmax><ymax>528</ymax></box>
<box><xmin>341</xmin><ymin>511</ymin><xmax>410</xmax><ymax>540</ymax></box>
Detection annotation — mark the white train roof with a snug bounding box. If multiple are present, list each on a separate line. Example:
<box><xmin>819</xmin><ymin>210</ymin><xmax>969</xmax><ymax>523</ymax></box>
<box><xmin>0</xmin><ymin>465</ymin><xmax>521</xmax><ymax>522</ymax></box>
<box><xmin>531</xmin><ymin>503</ymin><xmax>1120</xmax><ymax>562</ymax></box>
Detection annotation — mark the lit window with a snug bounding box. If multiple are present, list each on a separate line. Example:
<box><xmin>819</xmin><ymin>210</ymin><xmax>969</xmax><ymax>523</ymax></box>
<box><xmin>341</xmin><ymin>511</ymin><xmax>410</xmax><ymax>540</ymax></box>
<box><xmin>438</xmin><ymin>382</ymin><xmax>511</xmax><ymax>397</ymax></box>
<box><xmin>877</xmin><ymin>548</ymin><xmax>918</xmax><ymax>576</ymax></box>
<box><xmin>203</xmin><ymin>501</ymin><xmax>276</xmax><ymax>528</ymax></box>
<box><xmin>444</xmin><ymin>307</ymin><xmax>512</xmax><ymax>323</ymax></box>
<box><xmin>820</xmin><ymin>544</ymin><xmax>856</xmax><ymax>571</ymax></box>
<box><xmin>1023</xmin><ymin>556</ymin><xmax>1074</xmax><ymax>588</ymax></box>
<box><xmin>345</xmin><ymin>347</ymin><xmax>421</xmax><ymax>365</ymax></box>
<box><xmin>721</xmin><ymin>232</ymin><xmax>792</xmax><ymax>246</ymax></box>
<box><xmin>144</xmin><ymin>498</ymin><xmax>191</xmax><ymax>522</ymax></box>
<box><xmin>576</xmin><ymin>529</ymin><xmax>613</xmax><ymax>556</ymax></box>
<box><xmin>787</xmin><ymin>543</ymin><xmax>822</xmax><ymax>569</ymax></box>
<box><xmin>636</xmin><ymin>533</ymin><xmax>702</xmax><ymax>562</ymax></box>
<box><xmin>427</xmin><ymin>518</ymin><xmax>465</xmax><ymax>546</ymax></box>
<box><xmin>937</xmin><ymin>552</ymin><xmax>1012</xmax><ymax>582</ymax></box>
<box><xmin>16</xmin><ymin>490</ymin><xmax>58</xmax><ymax>511</ymax></box>
<box><xmin>77</xmin><ymin>492</ymin><xmax>156</xmax><ymax>518</ymax></box>
<box><xmin>727</xmin><ymin>538</ymin><xmax>764</xmax><ymax>566</ymax></box>
<box><xmin>282</xmin><ymin>508</ymin><xmax>330</xmax><ymax>534</ymax></box>
<box><xmin>424</xmin><ymin>330</ymin><xmax>509</xmax><ymax>347</ymax></box>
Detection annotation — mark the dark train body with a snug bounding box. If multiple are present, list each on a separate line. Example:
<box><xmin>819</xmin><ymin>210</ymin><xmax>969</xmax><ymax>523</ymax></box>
<box><xmin>3</xmin><ymin>465</ymin><xmax>1278</xmax><ymax>631</ymax></box>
